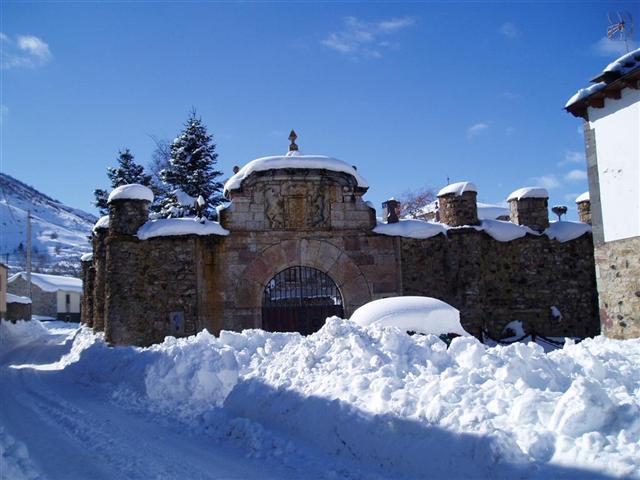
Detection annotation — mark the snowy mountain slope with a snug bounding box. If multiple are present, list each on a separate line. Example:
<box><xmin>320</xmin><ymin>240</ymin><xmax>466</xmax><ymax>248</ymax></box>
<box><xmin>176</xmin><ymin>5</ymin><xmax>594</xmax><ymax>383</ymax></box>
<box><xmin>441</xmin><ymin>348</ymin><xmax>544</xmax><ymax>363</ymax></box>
<box><xmin>0</xmin><ymin>173</ymin><xmax>95</xmax><ymax>274</ymax></box>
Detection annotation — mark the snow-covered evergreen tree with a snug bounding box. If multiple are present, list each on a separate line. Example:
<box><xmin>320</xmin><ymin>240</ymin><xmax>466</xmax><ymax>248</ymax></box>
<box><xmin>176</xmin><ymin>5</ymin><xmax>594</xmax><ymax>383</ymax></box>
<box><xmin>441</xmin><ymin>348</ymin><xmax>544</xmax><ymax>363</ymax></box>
<box><xmin>93</xmin><ymin>149</ymin><xmax>152</xmax><ymax>215</ymax></box>
<box><xmin>160</xmin><ymin>111</ymin><xmax>224</xmax><ymax>219</ymax></box>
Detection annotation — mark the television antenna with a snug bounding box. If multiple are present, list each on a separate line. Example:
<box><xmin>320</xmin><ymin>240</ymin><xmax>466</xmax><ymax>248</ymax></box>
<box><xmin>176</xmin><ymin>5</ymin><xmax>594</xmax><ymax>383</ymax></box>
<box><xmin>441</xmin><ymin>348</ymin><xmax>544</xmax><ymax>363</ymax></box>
<box><xmin>607</xmin><ymin>11</ymin><xmax>635</xmax><ymax>53</ymax></box>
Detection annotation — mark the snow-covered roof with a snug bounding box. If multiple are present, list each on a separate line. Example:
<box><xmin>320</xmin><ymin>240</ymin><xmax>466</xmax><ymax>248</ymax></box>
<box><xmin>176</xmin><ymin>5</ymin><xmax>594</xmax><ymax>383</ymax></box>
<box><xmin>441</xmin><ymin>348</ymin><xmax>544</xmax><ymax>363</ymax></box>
<box><xmin>437</xmin><ymin>181</ymin><xmax>477</xmax><ymax>197</ymax></box>
<box><xmin>107</xmin><ymin>184</ymin><xmax>154</xmax><ymax>204</ymax></box>
<box><xmin>137</xmin><ymin>218</ymin><xmax>229</xmax><ymax>240</ymax></box>
<box><xmin>80</xmin><ymin>252</ymin><xmax>93</xmax><ymax>262</ymax></box>
<box><xmin>7</xmin><ymin>293</ymin><xmax>31</xmax><ymax>304</ymax></box>
<box><xmin>575</xmin><ymin>191</ymin><xmax>590</xmax><ymax>203</ymax></box>
<box><xmin>8</xmin><ymin>272</ymin><xmax>83</xmax><ymax>293</ymax></box>
<box><xmin>565</xmin><ymin>47</ymin><xmax>640</xmax><ymax>115</ymax></box>
<box><xmin>507</xmin><ymin>187</ymin><xmax>549</xmax><ymax>201</ymax></box>
<box><xmin>224</xmin><ymin>151</ymin><xmax>368</xmax><ymax>195</ymax></box>
<box><xmin>477</xmin><ymin>203</ymin><xmax>510</xmax><ymax>220</ymax></box>
<box><xmin>350</xmin><ymin>296</ymin><xmax>470</xmax><ymax>337</ymax></box>
<box><xmin>92</xmin><ymin>215</ymin><xmax>110</xmax><ymax>233</ymax></box>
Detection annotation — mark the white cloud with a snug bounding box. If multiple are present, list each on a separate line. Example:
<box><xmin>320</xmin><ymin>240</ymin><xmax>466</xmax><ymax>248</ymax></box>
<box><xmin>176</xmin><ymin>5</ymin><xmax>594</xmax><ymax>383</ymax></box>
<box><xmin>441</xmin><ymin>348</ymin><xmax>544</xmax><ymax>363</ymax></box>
<box><xmin>322</xmin><ymin>16</ymin><xmax>415</xmax><ymax>58</ymax></box>
<box><xmin>466</xmin><ymin>122</ymin><xmax>489</xmax><ymax>139</ymax></box>
<box><xmin>592</xmin><ymin>36</ymin><xmax>639</xmax><ymax>57</ymax></box>
<box><xmin>531</xmin><ymin>174</ymin><xmax>561</xmax><ymax>190</ymax></box>
<box><xmin>559</xmin><ymin>150</ymin><xmax>585</xmax><ymax>166</ymax></box>
<box><xmin>499</xmin><ymin>22</ymin><xmax>519</xmax><ymax>38</ymax></box>
<box><xmin>565</xmin><ymin>169</ymin><xmax>588</xmax><ymax>181</ymax></box>
<box><xmin>1</xmin><ymin>33</ymin><xmax>52</xmax><ymax>69</ymax></box>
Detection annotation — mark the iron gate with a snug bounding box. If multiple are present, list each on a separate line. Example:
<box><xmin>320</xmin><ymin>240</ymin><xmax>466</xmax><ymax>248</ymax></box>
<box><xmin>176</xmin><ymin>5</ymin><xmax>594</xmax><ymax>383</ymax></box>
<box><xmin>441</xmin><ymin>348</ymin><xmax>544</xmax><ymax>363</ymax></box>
<box><xmin>262</xmin><ymin>266</ymin><xmax>344</xmax><ymax>335</ymax></box>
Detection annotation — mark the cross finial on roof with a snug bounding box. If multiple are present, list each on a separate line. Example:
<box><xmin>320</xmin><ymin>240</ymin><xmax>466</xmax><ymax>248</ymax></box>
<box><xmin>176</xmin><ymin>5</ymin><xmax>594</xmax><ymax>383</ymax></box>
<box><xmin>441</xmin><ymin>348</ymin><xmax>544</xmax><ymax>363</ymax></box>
<box><xmin>288</xmin><ymin>130</ymin><xmax>298</xmax><ymax>152</ymax></box>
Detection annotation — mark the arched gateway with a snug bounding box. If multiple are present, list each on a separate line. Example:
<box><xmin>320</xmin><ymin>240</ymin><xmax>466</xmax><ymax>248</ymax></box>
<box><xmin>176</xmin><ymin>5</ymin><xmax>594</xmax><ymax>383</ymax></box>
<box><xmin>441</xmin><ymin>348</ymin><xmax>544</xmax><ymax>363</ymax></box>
<box><xmin>262</xmin><ymin>266</ymin><xmax>344</xmax><ymax>334</ymax></box>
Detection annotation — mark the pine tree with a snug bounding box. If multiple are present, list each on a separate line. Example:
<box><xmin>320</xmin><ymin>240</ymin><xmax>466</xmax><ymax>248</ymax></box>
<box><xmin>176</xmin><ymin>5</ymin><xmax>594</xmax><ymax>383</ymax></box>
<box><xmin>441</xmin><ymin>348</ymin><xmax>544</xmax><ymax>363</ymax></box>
<box><xmin>160</xmin><ymin>111</ymin><xmax>224</xmax><ymax>219</ymax></box>
<box><xmin>93</xmin><ymin>149</ymin><xmax>152</xmax><ymax>215</ymax></box>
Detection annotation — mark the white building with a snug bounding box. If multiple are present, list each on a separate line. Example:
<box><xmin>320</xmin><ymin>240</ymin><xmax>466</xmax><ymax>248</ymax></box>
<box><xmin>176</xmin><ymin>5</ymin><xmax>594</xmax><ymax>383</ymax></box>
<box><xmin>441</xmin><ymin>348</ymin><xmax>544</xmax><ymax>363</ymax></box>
<box><xmin>8</xmin><ymin>272</ymin><xmax>83</xmax><ymax>322</ymax></box>
<box><xmin>565</xmin><ymin>47</ymin><xmax>640</xmax><ymax>339</ymax></box>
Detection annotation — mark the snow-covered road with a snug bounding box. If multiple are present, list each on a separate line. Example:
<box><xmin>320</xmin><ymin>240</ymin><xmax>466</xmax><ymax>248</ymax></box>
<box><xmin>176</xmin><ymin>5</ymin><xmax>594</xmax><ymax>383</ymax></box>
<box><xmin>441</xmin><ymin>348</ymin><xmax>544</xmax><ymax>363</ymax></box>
<box><xmin>0</xmin><ymin>322</ymin><xmax>372</xmax><ymax>480</ymax></box>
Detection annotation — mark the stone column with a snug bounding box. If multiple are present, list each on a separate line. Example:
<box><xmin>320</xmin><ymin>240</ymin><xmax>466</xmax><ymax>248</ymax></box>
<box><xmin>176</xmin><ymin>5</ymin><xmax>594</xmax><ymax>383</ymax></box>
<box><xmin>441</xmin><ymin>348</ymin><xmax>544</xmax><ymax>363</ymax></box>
<box><xmin>576</xmin><ymin>195</ymin><xmax>592</xmax><ymax>224</ymax></box>
<box><xmin>507</xmin><ymin>188</ymin><xmax>549</xmax><ymax>231</ymax></box>
<box><xmin>437</xmin><ymin>182</ymin><xmax>479</xmax><ymax>227</ymax></box>
<box><xmin>80</xmin><ymin>258</ymin><xmax>94</xmax><ymax>327</ymax></box>
<box><xmin>92</xmin><ymin>229</ymin><xmax>108</xmax><ymax>332</ymax></box>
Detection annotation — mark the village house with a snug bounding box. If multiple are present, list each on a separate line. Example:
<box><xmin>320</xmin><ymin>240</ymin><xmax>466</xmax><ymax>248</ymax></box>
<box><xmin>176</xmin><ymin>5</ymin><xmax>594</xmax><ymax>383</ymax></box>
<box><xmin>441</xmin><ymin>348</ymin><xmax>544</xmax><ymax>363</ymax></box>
<box><xmin>82</xmin><ymin>132</ymin><xmax>600</xmax><ymax>347</ymax></box>
<box><xmin>8</xmin><ymin>272</ymin><xmax>82</xmax><ymax>322</ymax></box>
<box><xmin>565</xmin><ymin>47</ymin><xmax>640</xmax><ymax>339</ymax></box>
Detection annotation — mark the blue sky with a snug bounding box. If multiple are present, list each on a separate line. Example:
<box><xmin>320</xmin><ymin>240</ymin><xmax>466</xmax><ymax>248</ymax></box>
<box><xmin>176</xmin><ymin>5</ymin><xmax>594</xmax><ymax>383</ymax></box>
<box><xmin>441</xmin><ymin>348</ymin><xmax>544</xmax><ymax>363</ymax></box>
<box><xmin>1</xmin><ymin>1</ymin><xmax>637</xmax><ymax>219</ymax></box>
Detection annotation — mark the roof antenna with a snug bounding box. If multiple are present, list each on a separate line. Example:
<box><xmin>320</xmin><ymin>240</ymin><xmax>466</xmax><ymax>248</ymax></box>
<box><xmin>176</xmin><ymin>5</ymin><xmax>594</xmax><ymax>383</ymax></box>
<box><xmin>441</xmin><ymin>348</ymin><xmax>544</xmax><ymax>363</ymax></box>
<box><xmin>288</xmin><ymin>130</ymin><xmax>299</xmax><ymax>152</ymax></box>
<box><xmin>607</xmin><ymin>11</ymin><xmax>635</xmax><ymax>53</ymax></box>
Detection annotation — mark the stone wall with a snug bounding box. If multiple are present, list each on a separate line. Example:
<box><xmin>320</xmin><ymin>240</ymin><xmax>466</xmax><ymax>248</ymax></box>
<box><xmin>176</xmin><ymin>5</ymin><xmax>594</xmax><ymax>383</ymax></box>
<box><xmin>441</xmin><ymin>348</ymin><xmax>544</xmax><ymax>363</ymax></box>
<box><xmin>92</xmin><ymin>229</ymin><xmax>107</xmax><ymax>332</ymax></box>
<box><xmin>595</xmin><ymin>236</ymin><xmax>640</xmax><ymax>339</ymax></box>
<box><xmin>6</xmin><ymin>302</ymin><xmax>31</xmax><ymax>322</ymax></box>
<box><xmin>81</xmin><ymin>260</ymin><xmax>94</xmax><ymax>327</ymax></box>
<box><xmin>401</xmin><ymin>229</ymin><xmax>599</xmax><ymax>338</ymax></box>
<box><xmin>8</xmin><ymin>276</ymin><xmax>56</xmax><ymax>318</ymax></box>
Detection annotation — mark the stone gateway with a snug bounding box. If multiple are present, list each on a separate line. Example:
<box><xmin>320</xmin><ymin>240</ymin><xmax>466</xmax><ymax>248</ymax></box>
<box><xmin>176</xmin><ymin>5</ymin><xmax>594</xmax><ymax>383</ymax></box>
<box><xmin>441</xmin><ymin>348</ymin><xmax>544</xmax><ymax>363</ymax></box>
<box><xmin>82</xmin><ymin>135</ymin><xmax>599</xmax><ymax>346</ymax></box>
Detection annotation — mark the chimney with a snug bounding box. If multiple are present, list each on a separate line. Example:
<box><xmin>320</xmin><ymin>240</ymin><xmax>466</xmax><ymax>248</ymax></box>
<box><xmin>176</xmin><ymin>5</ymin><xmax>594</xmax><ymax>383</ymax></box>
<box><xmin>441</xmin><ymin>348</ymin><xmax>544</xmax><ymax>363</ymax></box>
<box><xmin>507</xmin><ymin>187</ymin><xmax>549</xmax><ymax>231</ymax></box>
<box><xmin>107</xmin><ymin>184</ymin><xmax>154</xmax><ymax>235</ymax></box>
<box><xmin>575</xmin><ymin>191</ymin><xmax>591</xmax><ymax>224</ymax></box>
<box><xmin>436</xmin><ymin>181</ymin><xmax>479</xmax><ymax>227</ymax></box>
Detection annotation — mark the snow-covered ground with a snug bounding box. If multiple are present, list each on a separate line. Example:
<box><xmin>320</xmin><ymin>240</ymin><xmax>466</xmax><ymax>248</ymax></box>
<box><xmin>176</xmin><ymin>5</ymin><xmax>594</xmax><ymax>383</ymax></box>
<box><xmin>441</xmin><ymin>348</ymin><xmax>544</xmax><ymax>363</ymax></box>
<box><xmin>1</xmin><ymin>319</ymin><xmax>639</xmax><ymax>479</ymax></box>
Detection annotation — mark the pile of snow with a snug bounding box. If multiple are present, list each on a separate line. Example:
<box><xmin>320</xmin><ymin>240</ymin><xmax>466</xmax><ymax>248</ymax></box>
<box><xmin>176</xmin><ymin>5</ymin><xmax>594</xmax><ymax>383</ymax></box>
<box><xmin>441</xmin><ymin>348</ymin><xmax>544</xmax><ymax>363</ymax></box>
<box><xmin>80</xmin><ymin>252</ymin><xmax>93</xmax><ymax>262</ymax></box>
<box><xmin>477</xmin><ymin>202</ymin><xmax>510</xmax><ymax>220</ymax></box>
<box><xmin>2</xmin><ymin>319</ymin><xmax>640</xmax><ymax>478</ymax></box>
<box><xmin>0</xmin><ymin>320</ymin><xmax>49</xmax><ymax>355</ymax></box>
<box><xmin>545</xmin><ymin>221</ymin><xmax>592</xmax><ymax>242</ymax></box>
<box><xmin>137</xmin><ymin>218</ymin><xmax>229</xmax><ymax>240</ymax></box>
<box><xmin>575</xmin><ymin>191</ymin><xmax>590</xmax><ymax>203</ymax></box>
<box><xmin>373</xmin><ymin>219</ymin><xmax>446</xmax><ymax>239</ymax></box>
<box><xmin>437</xmin><ymin>181</ymin><xmax>477</xmax><ymax>197</ymax></box>
<box><xmin>350</xmin><ymin>296</ymin><xmax>470</xmax><ymax>336</ymax></box>
<box><xmin>507</xmin><ymin>187</ymin><xmax>549</xmax><ymax>201</ymax></box>
<box><xmin>478</xmin><ymin>218</ymin><xmax>537</xmax><ymax>241</ymax></box>
<box><xmin>8</xmin><ymin>272</ymin><xmax>82</xmax><ymax>293</ymax></box>
<box><xmin>107</xmin><ymin>184</ymin><xmax>154</xmax><ymax>204</ymax></box>
<box><xmin>6</xmin><ymin>293</ymin><xmax>31</xmax><ymax>305</ymax></box>
<box><xmin>92</xmin><ymin>215</ymin><xmax>109</xmax><ymax>232</ymax></box>
<box><xmin>224</xmin><ymin>154</ymin><xmax>368</xmax><ymax>194</ymax></box>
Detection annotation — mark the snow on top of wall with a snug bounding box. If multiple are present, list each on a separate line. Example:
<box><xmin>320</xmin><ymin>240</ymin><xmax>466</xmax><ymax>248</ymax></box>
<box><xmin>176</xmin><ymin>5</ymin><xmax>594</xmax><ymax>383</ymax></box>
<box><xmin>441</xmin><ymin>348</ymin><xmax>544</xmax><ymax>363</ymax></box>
<box><xmin>7</xmin><ymin>293</ymin><xmax>31</xmax><ymax>304</ymax></box>
<box><xmin>93</xmin><ymin>215</ymin><xmax>110</xmax><ymax>232</ymax></box>
<box><xmin>8</xmin><ymin>272</ymin><xmax>82</xmax><ymax>293</ymax></box>
<box><xmin>107</xmin><ymin>184</ymin><xmax>154</xmax><ymax>204</ymax></box>
<box><xmin>477</xmin><ymin>203</ymin><xmax>510</xmax><ymax>220</ymax></box>
<box><xmin>137</xmin><ymin>217</ymin><xmax>229</xmax><ymax>240</ymax></box>
<box><xmin>350</xmin><ymin>296</ymin><xmax>470</xmax><ymax>337</ymax></box>
<box><xmin>437</xmin><ymin>181</ymin><xmax>477</xmax><ymax>197</ymax></box>
<box><xmin>224</xmin><ymin>153</ymin><xmax>369</xmax><ymax>194</ymax></box>
<box><xmin>373</xmin><ymin>217</ymin><xmax>587</xmax><ymax>243</ymax></box>
<box><xmin>575</xmin><ymin>191</ymin><xmax>590</xmax><ymax>203</ymax></box>
<box><xmin>80</xmin><ymin>252</ymin><xmax>93</xmax><ymax>262</ymax></box>
<box><xmin>545</xmin><ymin>221</ymin><xmax>592</xmax><ymax>242</ymax></box>
<box><xmin>507</xmin><ymin>187</ymin><xmax>549</xmax><ymax>201</ymax></box>
<box><xmin>373</xmin><ymin>219</ymin><xmax>447</xmax><ymax>239</ymax></box>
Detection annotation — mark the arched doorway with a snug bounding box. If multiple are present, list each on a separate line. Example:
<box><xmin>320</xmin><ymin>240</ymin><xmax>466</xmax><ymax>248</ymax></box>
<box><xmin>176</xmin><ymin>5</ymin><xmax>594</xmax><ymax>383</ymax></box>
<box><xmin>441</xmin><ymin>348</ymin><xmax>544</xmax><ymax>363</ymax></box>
<box><xmin>262</xmin><ymin>266</ymin><xmax>344</xmax><ymax>334</ymax></box>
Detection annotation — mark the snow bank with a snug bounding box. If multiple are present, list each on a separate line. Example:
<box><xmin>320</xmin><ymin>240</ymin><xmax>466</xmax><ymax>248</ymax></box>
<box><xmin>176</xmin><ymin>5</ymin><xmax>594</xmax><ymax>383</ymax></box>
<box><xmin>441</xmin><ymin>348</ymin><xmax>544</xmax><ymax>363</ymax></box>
<box><xmin>8</xmin><ymin>272</ymin><xmax>82</xmax><ymax>293</ymax></box>
<box><xmin>80</xmin><ymin>252</ymin><xmax>93</xmax><ymax>262</ymax></box>
<box><xmin>224</xmin><ymin>154</ymin><xmax>368</xmax><ymax>194</ymax></box>
<box><xmin>92</xmin><ymin>215</ymin><xmax>109</xmax><ymax>232</ymax></box>
<box><xmin>137</xmin><ymin>218</ymin><xmax>229</xmax><ymax>240</ymax></box>
<box><xmin>437</xmin><ymin>181</ymin><xmax>477</xmax><ymax>197</ymax></box>
<box><xmin>575</xmin><ymin>191</ymin><xmax>590</xmax><ymax>203</ymax></box>
<box><xmin>545</xmin><ymin>221</ymin><xmax>592</xmax><ymax>242</ymax></box>
<box><xmin>350</xmin><ymin>296</ymin><xmax>469</xmax><ymax>336</ymax></box>
<box><xmin>507</xmin><ymin>187</ymin><xmax>549</xmax><ymax>201</ymax></box>
<box><xmin>373</xmin><ymin>219</ymin><xmax>446</xmax><ymax>239</ymax></box>
<box><xmin>107</xmin><ymin>184</ymin><xmax>154</xmax><ymax>204</ymax></box>
<box><xmin>0</xmin><ymin>320</ymin><xmax>49</xmax><ymax>355</ymax></box>
<box><xmin>6</xmin><ymin>293</ymin><xmax>31</xmax><ymax>305</ymax></box>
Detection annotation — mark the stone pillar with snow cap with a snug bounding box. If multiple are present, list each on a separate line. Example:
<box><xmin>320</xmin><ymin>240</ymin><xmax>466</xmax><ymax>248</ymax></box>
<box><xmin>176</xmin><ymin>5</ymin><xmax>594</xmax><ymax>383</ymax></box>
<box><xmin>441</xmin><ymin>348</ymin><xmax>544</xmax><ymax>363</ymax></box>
<box><xmin>80</xmin><ymin>253</ymin><xmax>94</xmax><ymax>327</ymax></box>
<box><xmin>92</xmin><ymin>216</ymin><xmax>109</xmax><ymax>332</ymax></box>
<box><xmin>507</xmin><ymin>187</ymin><xmax>549</xmax><ymax>231</ymax></box>
<box><xmin>436</xmin><ymin>182</ymin><xmax>480</xmax><ymax>227</ymax></box>
<box><xmin>575</xmin><ymin>191</ymin><xmax>591</xmax><ymax>224</ymax></box>
<box><xmin>107</xmin><ymin>184</ymin><xmax>154</xmax><ymax>235</ymax></box>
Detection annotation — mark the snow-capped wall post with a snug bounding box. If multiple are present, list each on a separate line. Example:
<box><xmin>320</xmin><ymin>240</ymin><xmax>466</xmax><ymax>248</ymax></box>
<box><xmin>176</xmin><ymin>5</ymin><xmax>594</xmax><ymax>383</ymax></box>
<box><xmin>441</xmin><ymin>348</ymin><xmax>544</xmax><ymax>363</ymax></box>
<box><xmin>382</xmin><ymin>198</ymin><xmax>400</xmax><ymax>223</ymax></box>
<box><xmin>92</xmin><ymin>220</ymin><xmax>109</xmax><ymax>332</ymax></box>
<box><xmin>507</xmin><ymin>187</ymin><xmax>550</xmax><ymax>232</ymax></box>
<box><xmin>576</xmin><ymin>192</ymin><xmax>591</xmax><ymax>224</ymax></box>
<box><xmin>80</xmin><ymin>255</ymin><xmax>94</xmax><ymax>328</ymax></box>
<box><xmin>107</xmin><ymin>184</ymin><xmax>154</xmax><ymax>236</ymax></box>
<box><xmin>436</xmin><ymin>182</ymin><xmax>479</xmax><ymax>227</ymax></box>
